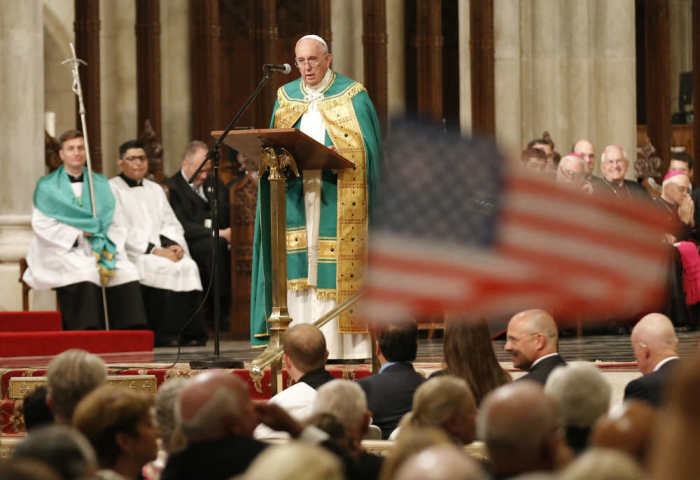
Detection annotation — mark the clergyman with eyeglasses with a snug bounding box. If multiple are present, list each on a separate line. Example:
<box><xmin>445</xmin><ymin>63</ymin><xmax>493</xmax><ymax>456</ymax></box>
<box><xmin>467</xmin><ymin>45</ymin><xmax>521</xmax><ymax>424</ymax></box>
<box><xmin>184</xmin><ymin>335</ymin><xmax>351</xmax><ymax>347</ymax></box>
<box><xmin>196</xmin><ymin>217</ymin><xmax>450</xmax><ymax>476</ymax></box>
<box><xmin>109</xmin><ymin>139</ymin><xmax>208</xmax><ymax>347</ymax></box>
<box><xmin>250</xmin><ymin>34</ymin><xmax>383</xmax><ymax>361</ymax></box>
<box><xmin>23</xmin><ymin>129</ymin><xmax>148</xmax><ymax>331</ymax></box>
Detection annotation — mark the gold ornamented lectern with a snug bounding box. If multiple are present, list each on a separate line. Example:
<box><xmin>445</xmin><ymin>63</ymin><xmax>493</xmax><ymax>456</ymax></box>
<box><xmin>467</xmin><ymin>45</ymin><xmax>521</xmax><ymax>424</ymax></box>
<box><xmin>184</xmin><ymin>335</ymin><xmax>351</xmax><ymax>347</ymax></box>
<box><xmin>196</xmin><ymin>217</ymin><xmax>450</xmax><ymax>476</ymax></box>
<box><xmin>216</xmin><ymin>128</ymin><xmax>354</xmax><ymax>393</ymax></box>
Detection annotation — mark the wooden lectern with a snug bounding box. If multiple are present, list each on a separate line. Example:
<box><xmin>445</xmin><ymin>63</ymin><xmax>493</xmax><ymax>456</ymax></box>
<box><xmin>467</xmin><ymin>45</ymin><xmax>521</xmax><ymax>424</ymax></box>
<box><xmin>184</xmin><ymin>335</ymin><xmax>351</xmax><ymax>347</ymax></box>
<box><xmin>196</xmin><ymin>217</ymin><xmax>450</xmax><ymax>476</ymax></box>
<box><xmin>216</xmin><ymin>128</ymin><xmax>354</xmax><ymax>393</ymax></box>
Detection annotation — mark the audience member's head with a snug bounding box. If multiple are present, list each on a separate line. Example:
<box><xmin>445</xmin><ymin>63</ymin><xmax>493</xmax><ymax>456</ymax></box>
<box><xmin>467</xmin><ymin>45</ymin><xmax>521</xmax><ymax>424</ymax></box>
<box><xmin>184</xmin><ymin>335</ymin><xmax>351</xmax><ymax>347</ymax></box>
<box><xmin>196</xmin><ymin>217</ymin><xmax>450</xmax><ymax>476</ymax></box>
<box><xmin>590</xmin><ymin>400</ymin><xmax>656</xmax><ymax>467</ymax></box>
<box><xmin>521</xmin><ymin>148</ymin><xmax>547</xmax><ymax>173</ymax></box>
<box><xmin>379</xmin><ymin>427</ymin><xmax>451</xmax><ymax>480</ymax></box>
<box><xmin>57</xmin><ymin>129</ymin><xmax>86</xmax><ymax>177</ymax></box>
<box><xmin>12</xmin><ymin>424</ymin><xmax>97</xmax><ymax>480</ymax></box>
<box><xmin>180</xmin><ymin>140</ymin><xmax>210</xmax><ymax>187</ymax></box>
<box><xmin>376</xmin><ymin>322</ymin><xmax>418</xmax><ymax>363</ymax></box>
<box><xmin>544</xmin><ymin>362</ymin><xmax>611</xmax><ymax>453</ymax></box>
<box><xmin>528</xmin><ymin>133</ymin><xmax>556</xmax><ymax>173</ymax></box>
<box><xmin>630</xmin><ymin>313</ymin><xmax>678</xmax><ymax>374</ymax></box>
<box><xmin>505</xmin><ymin>309</ymin><xmax>559</xmax><ymax>371</ymax></box>
<box><xmin>668</xmin><ymin>151</ymin><xmax>694</xmax><ymax>178</ymax></box>
<box><xmin>241</xmin><ymin>442</ymin><xmax>344</xmax><ymax>480</ymax></box>
<box><xmin>73</xmin><ymin>384</ymin><xmax>158</xmax><ymax>479</ymax></box>
<box><xmin>154</xmin><ymin>377</ymin><xmax>188</xmax><ymax>453</ymax></box>
<box><xmin>572</xmin><ymin>139</ymin><xmax>596</xmax><ymax>176</ymax></box>
<box><xmin>175</xmin><ymin>370</ymin><xmax>258</xmax><ymax>443</ymax></box>
<box><xmin>0</xmin><ymin>458</ymin><xmax>62</xmax><ymax>480</ymax></box>
<box><xmin>282</xmin><ymin>324</ymin><xmax>328</xmax><ymax>381</ymax></box>
<box><xmin>556</xmin><ymin>154</ymin><xmax>587</xmax><ymax>188</ymax></box>
<box><xmin>600</xmin><ymin>145</ymin><xmax>629</xmax><ymax>183</ymax></box>
<box><xmin>46</xmin><ymin>349</ymin><xmax>106</xmax><ymax>423</ymax></box>
<box><xmin>443</xmin><ymin>318</ymin><xmax>511</xmax><ymax>406</ymax></box>
<box><xmin>661</xmin><ymin>170</ymin><xmax>691</xmax><ymax>207</ymax></box>
<box><xmin>307</xmin><ymin>412</ymin><xmax>353</xmax><ymax>452</ymax></box>
<box><xmin>558</xmin><ymin>448</ymin><xmax>645</xmax><ymax>480</ymax></box>
<box><xmin>22</xmin><ymin>386</ymin><xmax>54</xmax><ymax>431</ymax></box>
<box><xmin>477</xmin><ymin>382</ymin><xmax>561</xmax><ymax>477</ymax></box>
<box><xmin>394</xmin><ymin>445</ymin><xmax>486</xmax><ymax>480</ymax></box>
<box><xmin>312</xmin><ymin>379</ymin><xmax>370</xmax><ymax>451</ymax></box>
<box><xmin>118</xmin><ymin>139</ymin><xmax>148</xmax><ymax>182</ymax></box>
<box><xmin>403</xmin><ymin>375</ymin><xmax>477</xmax><ymax>444</ymax></box>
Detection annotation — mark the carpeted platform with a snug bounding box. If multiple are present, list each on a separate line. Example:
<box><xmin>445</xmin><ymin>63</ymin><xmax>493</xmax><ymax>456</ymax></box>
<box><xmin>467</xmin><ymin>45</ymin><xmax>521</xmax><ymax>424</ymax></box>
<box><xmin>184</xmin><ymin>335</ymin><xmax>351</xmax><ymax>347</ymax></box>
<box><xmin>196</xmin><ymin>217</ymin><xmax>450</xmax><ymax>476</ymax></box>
<box><xmin>0</xmin><ymin>330</ymin><xmax>154</xmax><ymax>358</ymax></box>
<box><xmin>0</xmin><ymin>311</ymin><xmax>62</xmax><ymax>332</ymax></box>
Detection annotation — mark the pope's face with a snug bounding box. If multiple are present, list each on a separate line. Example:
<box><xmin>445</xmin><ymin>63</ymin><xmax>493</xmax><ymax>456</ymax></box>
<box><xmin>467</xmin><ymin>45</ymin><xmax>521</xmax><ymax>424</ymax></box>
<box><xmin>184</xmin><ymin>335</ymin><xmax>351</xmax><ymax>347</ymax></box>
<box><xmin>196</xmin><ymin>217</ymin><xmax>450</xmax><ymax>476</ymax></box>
<box><xmin>118</xmin><ymin>147</ymin><xmax>149</xmax><ymax>181</ymax></box>
<box><xmin>601</xmin><ymin>147</ymin><xmax>628</xmax><ymax>183</ymax></box>
<box><xmin>59</xmin><ymin>137</ymin><xmax>86</xmax><ymax>176</ymax></box>
<box><xmin>295</xmin><ymin>39</ymin><xmax>332</xmax><ymax>87</ymax></box>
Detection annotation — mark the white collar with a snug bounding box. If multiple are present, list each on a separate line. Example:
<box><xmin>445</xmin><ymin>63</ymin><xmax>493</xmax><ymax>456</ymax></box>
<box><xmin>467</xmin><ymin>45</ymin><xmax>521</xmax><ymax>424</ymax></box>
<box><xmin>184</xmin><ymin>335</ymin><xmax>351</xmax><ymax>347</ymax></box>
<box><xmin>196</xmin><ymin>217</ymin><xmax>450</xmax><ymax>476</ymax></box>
<box><xmin>530</xmin><ymin>352</ymin><xmax>559</xmax><ymax>369</ymax></box>
<box><xmin>302</xmin><ymin>69</ymin><xmax>333</xmax><ymax>102</ymax></box>
<box><xmin>653</xmin><ymin>356</ymin><xmax>679</xmax><ymax>372</ymax></box>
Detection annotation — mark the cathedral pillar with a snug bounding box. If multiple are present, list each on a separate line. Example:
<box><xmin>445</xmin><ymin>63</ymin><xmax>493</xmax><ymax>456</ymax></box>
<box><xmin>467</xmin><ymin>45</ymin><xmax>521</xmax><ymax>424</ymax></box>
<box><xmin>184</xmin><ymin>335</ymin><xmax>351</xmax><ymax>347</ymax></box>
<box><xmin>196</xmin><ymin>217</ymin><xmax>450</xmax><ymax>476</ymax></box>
<box><xmin>387</xmin><ymin>0</ymin><xmax>406</xmax><ymax>118</ymax></box>
<box><xmin>494</xmin><ymin>0</ymin><xmax>637</xmax><ymax>175</ymax></box>
<box><xmin>0</xmin><ymin>0</ymin><xmax>45</xmax><ymax>308</ymax></box>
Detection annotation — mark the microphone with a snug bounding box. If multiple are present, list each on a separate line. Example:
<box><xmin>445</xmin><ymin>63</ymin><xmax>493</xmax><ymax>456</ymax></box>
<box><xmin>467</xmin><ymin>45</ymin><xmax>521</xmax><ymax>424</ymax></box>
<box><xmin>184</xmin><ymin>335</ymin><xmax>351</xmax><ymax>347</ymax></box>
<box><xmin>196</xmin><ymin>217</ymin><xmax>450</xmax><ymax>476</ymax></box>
<box><xmin>263</xmin><ymin>63</ymin><xmax>292</xmax><ymax>74</ymax></box>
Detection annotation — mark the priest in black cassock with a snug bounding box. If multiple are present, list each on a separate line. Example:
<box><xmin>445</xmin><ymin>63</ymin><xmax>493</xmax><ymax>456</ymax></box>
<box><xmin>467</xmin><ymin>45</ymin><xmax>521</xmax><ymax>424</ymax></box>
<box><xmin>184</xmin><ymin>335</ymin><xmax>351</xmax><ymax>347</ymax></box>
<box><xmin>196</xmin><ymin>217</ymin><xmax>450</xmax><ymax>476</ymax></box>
<box><xmin>110</xmin><ymin>140</ymin><xmax>208</xmax><ymax>346</ymax></box>
<box><xmin>165</xmin><ymin>141</ymin><xmax>232</xmax><ymax>330</ymax></box>
<box><xmin>23</xmin><ymin>130</ymin><xmax>147</xmax><ymax>330</ymax></box>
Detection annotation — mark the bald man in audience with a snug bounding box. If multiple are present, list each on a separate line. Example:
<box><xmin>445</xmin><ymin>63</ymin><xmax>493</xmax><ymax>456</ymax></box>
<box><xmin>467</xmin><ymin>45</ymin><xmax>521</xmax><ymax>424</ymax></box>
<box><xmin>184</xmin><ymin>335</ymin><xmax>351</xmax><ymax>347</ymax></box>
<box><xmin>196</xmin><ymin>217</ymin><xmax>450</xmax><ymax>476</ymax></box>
<box><xmin>162</xmin><ymin>371</ymin><xmax>319</xmax><ymax>480</ymax></box>
<box><xmin>572</xmin><ymin>139</ymin><xmax>596</xmax><ymax>179</ymax></box>
<box><xmin>505</xmin><ymin>309</ymin><xmax>566</xmax><ymax>385</ymax></box>
<box><xmin>477</xmin><ymin>382</ymin><xmax>566</xmax><ymax>478</ymax></box>
<box><xmin>624</xmin><ymin>313</ymin><xmax>680</xmax><ymax>407</ymax></box>
<box><xmin>594</xmin><ymin>144</ymin><xmax>648</xmax><ymax>199</ymax></box>
<box><xmin>254</xmin><ymin>324</ymin><xmax>334</xmax><ymax>439</ymax></box>
<box><xmin>393</xmin><ymin>445</ymin><xmax>485</xmax><ymax>480</ymax></box>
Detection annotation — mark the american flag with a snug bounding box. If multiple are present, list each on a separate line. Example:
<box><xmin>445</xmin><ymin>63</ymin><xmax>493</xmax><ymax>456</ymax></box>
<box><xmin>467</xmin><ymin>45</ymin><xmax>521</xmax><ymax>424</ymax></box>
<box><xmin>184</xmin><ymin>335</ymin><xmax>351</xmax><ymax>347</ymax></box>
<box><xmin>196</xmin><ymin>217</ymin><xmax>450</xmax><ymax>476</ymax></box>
<box><xmin>361</xmin><ymin>118</ymin><xmax>672</xmax><ymax>324</ymax></box>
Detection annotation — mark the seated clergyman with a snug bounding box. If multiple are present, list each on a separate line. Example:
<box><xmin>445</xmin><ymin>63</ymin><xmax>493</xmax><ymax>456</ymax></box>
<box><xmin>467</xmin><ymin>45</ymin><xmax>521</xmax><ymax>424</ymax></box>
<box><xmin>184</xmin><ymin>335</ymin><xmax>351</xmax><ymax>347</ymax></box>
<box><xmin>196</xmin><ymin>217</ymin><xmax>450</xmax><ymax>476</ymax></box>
<box><xmin>23</xmin><ymin>129</ymin><xmax>147</xmax><ymax>330</ymax></box>
<box><xmin>109</xmin><ymin>140</ymin><xmax>208</xmax><ymax>347</ymax></box>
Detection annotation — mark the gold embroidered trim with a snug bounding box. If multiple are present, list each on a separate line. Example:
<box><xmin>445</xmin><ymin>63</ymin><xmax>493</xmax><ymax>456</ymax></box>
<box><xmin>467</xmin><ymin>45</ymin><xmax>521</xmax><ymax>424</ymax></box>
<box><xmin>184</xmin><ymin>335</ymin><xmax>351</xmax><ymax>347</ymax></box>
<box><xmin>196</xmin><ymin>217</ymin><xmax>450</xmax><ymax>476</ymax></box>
<box><xmin>318</xmin><ymin>82</ymin><xmax>368</xmax><ymax>334</ymax></box>
<box><xmin>316</xmin><ymin>288</ymin><xmax>337</xmax><ymax>301</ymax></box>
<box><xmin>318</xmin><ymin>239</ymin><xmax>338</xmax><ymax>260</ymax></box>
<box><xmin>288</xmin><ymin>278</ymin><xmax>310</xmax><ymax>291</ymax></box>
<box><xmin>286</xmin><ymin>228</ymin><xmax>308</xmax><ymax>252</ymax></box>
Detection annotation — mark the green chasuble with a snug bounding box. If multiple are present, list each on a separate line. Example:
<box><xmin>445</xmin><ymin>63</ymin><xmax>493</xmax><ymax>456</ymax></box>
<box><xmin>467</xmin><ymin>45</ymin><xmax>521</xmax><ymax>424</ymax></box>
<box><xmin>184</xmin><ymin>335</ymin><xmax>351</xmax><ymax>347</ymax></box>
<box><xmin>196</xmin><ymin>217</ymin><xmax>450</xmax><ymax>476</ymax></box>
<box><xmin>250</xmin><ymin>71</ymin><xmax>382</xmax><ymax>346</ymax></box>
<box><xmin>33</xmin><ymin>165</ymin><xmax>117</xmax><ymax>284</ymax></box>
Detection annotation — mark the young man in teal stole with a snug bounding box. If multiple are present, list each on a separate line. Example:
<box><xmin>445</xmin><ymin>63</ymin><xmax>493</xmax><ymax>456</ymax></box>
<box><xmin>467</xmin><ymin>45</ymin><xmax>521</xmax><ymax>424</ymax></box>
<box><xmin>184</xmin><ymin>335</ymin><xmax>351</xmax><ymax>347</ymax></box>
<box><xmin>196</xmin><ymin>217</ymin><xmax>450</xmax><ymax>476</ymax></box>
<box><xmin>250</xmin><ymin>35</ymin><xmax>382</xmax><ymax>359</ymax></box>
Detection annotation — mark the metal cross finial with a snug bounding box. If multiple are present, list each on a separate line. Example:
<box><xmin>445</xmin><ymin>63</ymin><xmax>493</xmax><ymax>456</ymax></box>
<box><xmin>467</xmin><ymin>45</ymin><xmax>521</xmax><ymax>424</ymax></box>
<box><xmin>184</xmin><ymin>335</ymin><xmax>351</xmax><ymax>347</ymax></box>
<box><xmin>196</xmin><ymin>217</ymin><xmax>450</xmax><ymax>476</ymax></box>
<box><xmin>61</xmin><ymin>43</ymin><xmax>87</xmax><ymax>101</ymax></box>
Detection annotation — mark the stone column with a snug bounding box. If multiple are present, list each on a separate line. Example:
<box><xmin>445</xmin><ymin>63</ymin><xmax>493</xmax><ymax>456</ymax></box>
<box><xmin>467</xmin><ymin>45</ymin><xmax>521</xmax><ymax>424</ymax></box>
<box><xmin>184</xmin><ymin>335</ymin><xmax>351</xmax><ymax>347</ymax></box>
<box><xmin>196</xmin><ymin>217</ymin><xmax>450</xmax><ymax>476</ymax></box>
<box><xmin>387</xmin><ymin>0</ymin><xmax>405</xmax><ymax>118</ymax></box>
<box><xmin>0</xmin><ymin>0</ymin><xmax>45</xmax><ymax>309</ymax></box>
<box><xmin>331</xmin><ymin>0</ymin><xmax>364</xmax><ymax>82</ymax></box>
<box><xmin>495</xmin><ymin>0</ymin><xmax>637</xmax><ymax>174</ymax></box>
<box><xmin>458</xmin><ymin>0</ymin><xmax>472</xmax><ymax>134</ymax></box>
<box><xmin>669</xmin><ymin>0</ymin><xmax>693</xmax><ymax>116</ymax></box>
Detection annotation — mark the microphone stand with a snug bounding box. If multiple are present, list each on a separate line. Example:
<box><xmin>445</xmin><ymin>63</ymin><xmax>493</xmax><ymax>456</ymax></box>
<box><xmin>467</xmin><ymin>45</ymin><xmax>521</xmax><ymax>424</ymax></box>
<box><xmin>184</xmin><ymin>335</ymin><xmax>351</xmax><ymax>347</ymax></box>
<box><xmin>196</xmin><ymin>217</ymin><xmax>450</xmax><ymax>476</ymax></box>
<box><xmin>189</xmin><ymin>68</ymin><xmax>275</xmax><ymax>369</ymax></box>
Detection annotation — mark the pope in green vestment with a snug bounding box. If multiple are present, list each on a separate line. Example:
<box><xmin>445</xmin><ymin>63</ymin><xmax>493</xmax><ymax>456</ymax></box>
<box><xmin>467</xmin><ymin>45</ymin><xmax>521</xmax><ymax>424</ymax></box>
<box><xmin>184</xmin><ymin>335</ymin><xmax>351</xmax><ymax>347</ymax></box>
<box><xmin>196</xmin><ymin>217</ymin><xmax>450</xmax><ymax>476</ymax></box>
<box><xmin>250</xmin><ymin>36</ymin><xmax>382</xmax><ymax>352</ymax></box>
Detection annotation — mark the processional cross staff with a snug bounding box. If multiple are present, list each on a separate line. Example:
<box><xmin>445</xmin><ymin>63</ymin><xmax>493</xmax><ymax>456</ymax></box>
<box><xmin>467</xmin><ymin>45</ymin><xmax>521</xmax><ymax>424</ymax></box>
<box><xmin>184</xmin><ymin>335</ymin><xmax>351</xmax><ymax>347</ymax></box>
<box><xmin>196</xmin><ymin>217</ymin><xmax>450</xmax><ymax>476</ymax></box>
<box><xmin>61</xmin><ymin>42</ymin><xmax>111</xmax><ymax>330</ymax></box>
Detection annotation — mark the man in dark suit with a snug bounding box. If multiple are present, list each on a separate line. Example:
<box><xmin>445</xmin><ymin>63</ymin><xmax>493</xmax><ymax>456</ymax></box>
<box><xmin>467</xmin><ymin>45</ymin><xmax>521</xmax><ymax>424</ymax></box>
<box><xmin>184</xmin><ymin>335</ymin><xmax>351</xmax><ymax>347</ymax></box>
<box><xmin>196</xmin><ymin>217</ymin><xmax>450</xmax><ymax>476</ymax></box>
<box><xmin>593</xmin><ymin>144</ymin><xmax>649</xmax><ymax>199</ymax></box>
<box><xmin>505</xmin><ymin>309</ymin><xmax>566</xmax><ymax>385</ymax></box>
<box><xmin>357</xmin><ymin>322</ymin><xmax>425</xmax><ymax>439</ymax></box>
<box><xmin>166</xmin><ymin>140</ymin><xmax>232</xmax><ymax>328</ymax></box>
<box><xmin>624</xmin><ymin>313</ymin><xmax>680</xmax><ymax>407</ymax></box>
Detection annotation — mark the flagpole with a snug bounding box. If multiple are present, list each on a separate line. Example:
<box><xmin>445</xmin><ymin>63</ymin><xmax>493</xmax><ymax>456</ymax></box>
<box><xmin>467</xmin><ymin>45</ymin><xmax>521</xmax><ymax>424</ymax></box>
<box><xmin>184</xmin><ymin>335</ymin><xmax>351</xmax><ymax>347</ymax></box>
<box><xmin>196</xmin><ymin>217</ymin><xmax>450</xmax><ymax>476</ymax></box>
<box><xmin>62</xmin><ymin>43</ymin><xmax>111</xmax><ymax>330</ymax></box>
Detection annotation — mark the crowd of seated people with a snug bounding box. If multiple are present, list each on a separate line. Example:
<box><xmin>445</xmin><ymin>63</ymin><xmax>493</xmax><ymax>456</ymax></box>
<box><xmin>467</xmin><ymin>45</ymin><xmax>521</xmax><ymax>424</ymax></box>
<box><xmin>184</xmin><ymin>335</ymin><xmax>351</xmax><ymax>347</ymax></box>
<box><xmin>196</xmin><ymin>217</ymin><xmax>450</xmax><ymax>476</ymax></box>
<box><xmin>4</xmin><ymin>304</ymin><xmax>700</xmax><ymax>479</ymax></box>
<box><xmin>24</xmin><ymin>129</ymin><xmax>233</xmax><ymax>346</ymax></box>
<box><xmin>522</xmin><ymin>135</ymin><xmax>700</xmax><ymax>330</ymax></box>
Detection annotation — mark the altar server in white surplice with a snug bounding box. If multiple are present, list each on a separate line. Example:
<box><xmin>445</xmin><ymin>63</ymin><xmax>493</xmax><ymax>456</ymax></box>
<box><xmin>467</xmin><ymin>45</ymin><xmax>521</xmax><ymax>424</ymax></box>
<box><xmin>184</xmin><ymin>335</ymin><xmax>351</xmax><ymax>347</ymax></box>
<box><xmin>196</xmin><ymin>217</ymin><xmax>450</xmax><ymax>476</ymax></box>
<box><xmin>23</xmin><ymin>130</ymin><xmax>148</xmax><ymax>331</ymax></box>
<box><xmin>109</xmin><ymin>140</ymin><xmax>208</xmax><ymax>347</ymax></box>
